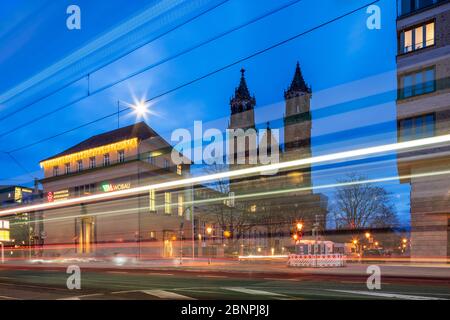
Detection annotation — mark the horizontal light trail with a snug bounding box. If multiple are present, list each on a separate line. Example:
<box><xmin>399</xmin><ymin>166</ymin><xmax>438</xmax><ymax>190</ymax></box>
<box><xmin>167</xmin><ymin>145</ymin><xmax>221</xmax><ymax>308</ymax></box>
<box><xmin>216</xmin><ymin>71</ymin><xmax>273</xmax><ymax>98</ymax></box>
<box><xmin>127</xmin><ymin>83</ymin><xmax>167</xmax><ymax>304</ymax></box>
<box><xmin>238</xmin><ymin>255</ymin><xmax>289</xmax><ymax>259</ymax></box>
<box><xmin>1</xmin><ymin>133</ymin><xmax>450</xmax><ymax>216</ymax></box>
<box><xmin>6</xmin><ymin>165</ymin><xmax>450</xmax><ymax>227</ymax></box>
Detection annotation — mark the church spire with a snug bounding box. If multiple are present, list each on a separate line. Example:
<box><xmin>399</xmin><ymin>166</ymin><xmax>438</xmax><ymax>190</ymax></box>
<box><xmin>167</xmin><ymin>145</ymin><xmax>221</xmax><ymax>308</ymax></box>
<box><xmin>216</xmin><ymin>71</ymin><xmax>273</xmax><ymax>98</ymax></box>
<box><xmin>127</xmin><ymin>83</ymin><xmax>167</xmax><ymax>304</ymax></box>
<box><xmin>230</xmin><ymin>68</ymin><xmax>256</xmax><ymax>115</ymax></box>
<box><xmin>284</xmin><ymin>62</ymin><xmax>311</xmax><ymax>99</ymax></box>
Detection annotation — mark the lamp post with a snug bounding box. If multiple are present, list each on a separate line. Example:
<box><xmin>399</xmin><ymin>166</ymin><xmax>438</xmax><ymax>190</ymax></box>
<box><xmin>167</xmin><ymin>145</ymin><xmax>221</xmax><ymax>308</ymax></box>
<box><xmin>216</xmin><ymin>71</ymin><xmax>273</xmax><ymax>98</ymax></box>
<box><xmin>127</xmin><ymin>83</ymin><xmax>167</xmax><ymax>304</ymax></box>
<box><xmin>206</xmin><ymin>226</ymin><xmax>213</xmax><ymax>263</ymax></box>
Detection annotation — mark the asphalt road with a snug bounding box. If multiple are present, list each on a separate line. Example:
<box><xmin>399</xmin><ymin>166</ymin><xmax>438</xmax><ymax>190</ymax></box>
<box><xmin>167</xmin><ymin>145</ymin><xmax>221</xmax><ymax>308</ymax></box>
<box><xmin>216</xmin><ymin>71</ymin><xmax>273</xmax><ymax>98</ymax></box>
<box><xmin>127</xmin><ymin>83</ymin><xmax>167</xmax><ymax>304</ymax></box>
<box><xmin>0</xmin><ymin>267</ymin><xmax>449</xmax><ymax>300</ymax></box>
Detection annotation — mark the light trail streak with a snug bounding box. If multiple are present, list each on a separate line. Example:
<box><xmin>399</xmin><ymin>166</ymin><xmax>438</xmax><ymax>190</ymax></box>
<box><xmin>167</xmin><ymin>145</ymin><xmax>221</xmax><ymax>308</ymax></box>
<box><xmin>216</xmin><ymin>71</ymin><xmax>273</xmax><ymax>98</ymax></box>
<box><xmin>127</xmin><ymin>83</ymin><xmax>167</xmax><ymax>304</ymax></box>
<box><xmin>1</xmin><ymin>133</ymin><xmax>450</xmax><ymax>216</ymax></box>
<box><xmin>5</xmin><ymin>166</ymin><xmax>450</xmax><ymax>229</ymax></box>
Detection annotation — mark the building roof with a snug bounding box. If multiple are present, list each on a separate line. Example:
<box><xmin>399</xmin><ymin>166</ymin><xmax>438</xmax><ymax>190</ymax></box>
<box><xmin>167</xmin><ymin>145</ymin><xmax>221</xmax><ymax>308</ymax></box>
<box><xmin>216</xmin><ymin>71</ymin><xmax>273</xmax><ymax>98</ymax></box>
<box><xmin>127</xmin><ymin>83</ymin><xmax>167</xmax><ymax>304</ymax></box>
<box><xmin>41</xmin><ymin>122</ymin><xmax>159</xmax><ymax>162</ymax></box>
<box><xmin>285</xmin><ymin>62</ymin><xmax>311</xmax><ymax>97</ymax></box>
<box><xmin>230</xmin><ymin>68</ymin><xmax>256</xmax><ymax>114</ymax></box>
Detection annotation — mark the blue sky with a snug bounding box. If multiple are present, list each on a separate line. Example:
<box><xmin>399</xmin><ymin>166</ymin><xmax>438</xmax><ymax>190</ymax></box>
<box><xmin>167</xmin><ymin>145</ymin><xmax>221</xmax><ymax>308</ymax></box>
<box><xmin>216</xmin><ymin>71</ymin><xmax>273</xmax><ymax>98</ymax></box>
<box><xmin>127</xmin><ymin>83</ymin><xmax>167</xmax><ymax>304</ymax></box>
<box><xmin>0</xmin><ymin>0</ymin><xmax>410</xmax><ymax>224</ymax></box>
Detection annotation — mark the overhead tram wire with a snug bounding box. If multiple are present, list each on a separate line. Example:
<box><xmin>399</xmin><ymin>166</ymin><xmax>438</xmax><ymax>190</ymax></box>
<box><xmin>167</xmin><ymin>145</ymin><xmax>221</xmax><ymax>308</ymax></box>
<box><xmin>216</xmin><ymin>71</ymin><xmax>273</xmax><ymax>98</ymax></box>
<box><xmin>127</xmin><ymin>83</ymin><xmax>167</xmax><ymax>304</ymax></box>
<box><xmin>1</xmin><ymin>151</ymin><xmax>35</xmax><ymax>181</ymax></box>
<box><xmin>5</xmin><ymin>0</ymin><xmax>379</xmax><ymax>155</ymax></box>
<box><xmin>0</xmin><ymin>0</ymin><xmax>230</xmax><ymax>121</ymax></box>
<box><xmin>0</xmin><ymin>0</ymin><xmax>303</xmax><ymax>135</ymax></box>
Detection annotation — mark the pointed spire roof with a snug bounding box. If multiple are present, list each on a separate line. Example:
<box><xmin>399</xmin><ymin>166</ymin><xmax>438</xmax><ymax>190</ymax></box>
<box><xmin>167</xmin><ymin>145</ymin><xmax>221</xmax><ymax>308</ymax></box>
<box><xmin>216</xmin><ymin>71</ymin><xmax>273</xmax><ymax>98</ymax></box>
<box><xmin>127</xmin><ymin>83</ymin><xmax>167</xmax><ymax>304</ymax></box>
<box><xmin>285</xmin><ymin>62</ymin><xmax>311</xmax><ymax>97</ymax></box>
<box><xmin>234</xmin><ymin>68</ymin><xmax>252</xmax><ymax>100</ymax></box>
<box><xmin>230</xmin><ymin>68</ymin><xmax>256</xmax><ymax>114</ymax></box>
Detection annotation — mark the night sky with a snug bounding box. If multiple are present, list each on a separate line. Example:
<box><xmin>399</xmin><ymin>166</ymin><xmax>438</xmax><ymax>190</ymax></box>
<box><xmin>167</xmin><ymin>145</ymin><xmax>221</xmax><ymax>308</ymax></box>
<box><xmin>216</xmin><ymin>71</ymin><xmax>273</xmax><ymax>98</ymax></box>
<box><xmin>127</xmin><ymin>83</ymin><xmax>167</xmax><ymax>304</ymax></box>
<box><xmin>0</xmin><ymin>0</ymin><xmax>410</xmax><ymax>224</ymax></box>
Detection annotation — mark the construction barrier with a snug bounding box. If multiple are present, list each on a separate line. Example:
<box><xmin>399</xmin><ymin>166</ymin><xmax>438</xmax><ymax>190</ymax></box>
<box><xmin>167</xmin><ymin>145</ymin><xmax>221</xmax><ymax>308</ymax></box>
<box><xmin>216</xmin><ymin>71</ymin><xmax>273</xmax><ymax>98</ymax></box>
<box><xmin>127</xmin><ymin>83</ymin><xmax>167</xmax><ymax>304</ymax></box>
<box><xmin>287</xmin><ymin>254</ymin><xmax>346</xmax><ymax>268</ymax></box>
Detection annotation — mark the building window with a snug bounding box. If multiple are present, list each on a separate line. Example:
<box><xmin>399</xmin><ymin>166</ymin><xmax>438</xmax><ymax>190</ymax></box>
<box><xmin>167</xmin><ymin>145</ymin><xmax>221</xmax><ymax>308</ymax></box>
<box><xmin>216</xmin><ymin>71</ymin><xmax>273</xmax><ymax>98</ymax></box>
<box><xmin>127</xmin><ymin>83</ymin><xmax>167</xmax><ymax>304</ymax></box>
<box><xmin>177</xmin><ymin>164</ymin><xmax>182</xmax><ymax>175</ymax></box>
<box><xmin>149</xmin><ymin>231</ymin><xmax>156</xmax><ymax>240</ymax></box>
<box><xmin>118</xmin><ymin>150</ymin><xmax>125</xmax><ymax>163</ymax></box>
<box><xmin>164</xmin><ymin>192</ymin><xmax>172</xmax><ymax>214</ymax></box>
<box><xmin>89</xmin><ymin>157</ymin><xmax>96</xmax><ymax>169</ymax></box>
<box><xmin>148</xmin><ymin>154</ymin><xmax>155</xmax><ymax>165</ymax></box>
<box><xmin>164</xmin><ymin>159</ymin><xmax>170</xmax><ymax>169</ymax></box>
<box><xmin>178</xmin><ymin>194</ymin><xmax>184</xmax><ymax>216</ymax></box>
<box><xmin>64</xmin><ymin>163</ymin><xmax>71</xmax><ymax>174</ymax></box>
<box><xmin>53</xmin><ymin>166</ymin><xmax>59</xmax><ymax>176</ymax></box>
<box><xmin>149</xmin><ymin>189</ymin><xmax>156</xmax><ymax>212</ymax></box>
<box><xmin>399</xmin><ymin>21</ymin><xmax>434</xmax><ymax>54</ymax></box>
<box><xmin>399</xmin><ymin>113</ymin><xmax>435</xmax><ymax>141</ymax></box>
<box><xmin>399</xmin><ymin>66</ymin><xmax>435</xmax><ymax>99</ymax></box>
<box><xmin>250</xmin><ymin>204</ymin><xmax>257</xmax><ymax>213</ymax></box>
<box><xmin>398</xmin><ymin>0</ymin><xmax>443</xmax><ymax>17</ymax></box>
<box><xmin>77</xmin><ymin>160</ymin><xmax>83</xmax><ymax>172</ymax></box>
<box><xmin>103</xmin><ymin>153</ymin><xmax>110</xmax><ymax>166</ymax></box>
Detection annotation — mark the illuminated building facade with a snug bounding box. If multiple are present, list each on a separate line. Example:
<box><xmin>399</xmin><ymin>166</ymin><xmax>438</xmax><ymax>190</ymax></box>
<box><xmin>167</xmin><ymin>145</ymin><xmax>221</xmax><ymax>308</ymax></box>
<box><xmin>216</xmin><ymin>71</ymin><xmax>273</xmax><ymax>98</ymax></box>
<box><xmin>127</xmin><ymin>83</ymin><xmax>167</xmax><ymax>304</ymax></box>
<box><xmin>396</xmin><ymin>0</ymin><xmax>450</xmax><ymax>258</ymax></box>
<box><xmin>0</xmin><ymin>185</ymin><xmax>34</xmax><ymax>206</ymax></box>
<box><xmin>39</xmin><ymin>122</ymin><xmax>193</xmax><ymax>258</ymax></box>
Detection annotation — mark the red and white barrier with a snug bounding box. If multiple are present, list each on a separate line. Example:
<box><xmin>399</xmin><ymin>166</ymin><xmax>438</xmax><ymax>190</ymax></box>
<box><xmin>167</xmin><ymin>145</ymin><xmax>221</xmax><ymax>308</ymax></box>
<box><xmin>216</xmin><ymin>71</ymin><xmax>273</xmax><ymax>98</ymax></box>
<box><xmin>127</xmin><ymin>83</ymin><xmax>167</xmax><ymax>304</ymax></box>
<box><xmin>287</xmin><ymin>254</ymin><xmax>346</xmax><ymax>268</ymax></box>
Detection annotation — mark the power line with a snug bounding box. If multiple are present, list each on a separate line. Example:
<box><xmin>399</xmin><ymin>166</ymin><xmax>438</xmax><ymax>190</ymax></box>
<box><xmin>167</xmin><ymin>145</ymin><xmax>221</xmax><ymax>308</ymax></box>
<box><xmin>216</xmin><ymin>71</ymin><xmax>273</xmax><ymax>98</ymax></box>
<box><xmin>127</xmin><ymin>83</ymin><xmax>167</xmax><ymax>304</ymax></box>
<box><xmin>0</xmin><ymin>0</ymin><xmax>304</xmax><ymax>139</ymax></box>
<box><xmin>5</xmin><ymin>0</ymin><xmax>379</xmax><ymax>154</ymax></box>
<box><xmin>0</xmin><ymin>0</ymin><xmax>231</xmax><ymax>122</ymax></box>
<box><xmin>1</xmin><ymin>151</ymin><xmax>35</xmax><ymax>180</ymax></box>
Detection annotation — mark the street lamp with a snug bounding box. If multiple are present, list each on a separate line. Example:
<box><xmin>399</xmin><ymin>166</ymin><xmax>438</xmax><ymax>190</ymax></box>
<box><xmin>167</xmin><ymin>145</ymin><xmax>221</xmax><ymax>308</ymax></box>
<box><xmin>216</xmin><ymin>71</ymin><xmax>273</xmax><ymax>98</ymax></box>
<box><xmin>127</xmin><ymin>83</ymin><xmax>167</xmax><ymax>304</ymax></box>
<box><xmin>365</xmin><ymin>232</ymin><xmax>371</xmax><ymax>239</ymax></box>
<box><xmin>296</xmin><ymin>222</ymin><xmax>303</xmax><ymax>231</ymax></box>
<box><xmin>132</xmin><ymin>100</ymin><xmax>149</xmax><ymax>117</ymax></box>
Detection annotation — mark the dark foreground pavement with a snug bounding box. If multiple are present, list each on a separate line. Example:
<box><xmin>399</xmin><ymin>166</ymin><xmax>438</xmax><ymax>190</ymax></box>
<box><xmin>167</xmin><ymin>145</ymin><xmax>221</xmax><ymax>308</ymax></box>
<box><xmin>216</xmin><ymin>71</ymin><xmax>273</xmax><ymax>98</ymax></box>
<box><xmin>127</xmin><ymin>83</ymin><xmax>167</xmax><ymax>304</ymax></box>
<box><xmin>0</xmin><ymin>261</ymin><xmax>449</xmax><ymax>300</ymax></box>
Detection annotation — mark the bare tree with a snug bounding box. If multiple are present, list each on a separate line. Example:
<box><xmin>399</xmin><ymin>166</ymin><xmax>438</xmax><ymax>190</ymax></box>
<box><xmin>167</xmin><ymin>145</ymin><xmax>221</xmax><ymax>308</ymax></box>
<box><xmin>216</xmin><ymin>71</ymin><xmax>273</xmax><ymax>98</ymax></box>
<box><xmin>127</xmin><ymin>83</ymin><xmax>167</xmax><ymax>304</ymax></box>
<box><xmin>331</xmin><ymin>173</ymin><xmax>398</xmax><ymax>230</ymax></box>
<box><xmin>199</xmin><ymin>164</ymin><xmax>252</xmax><ymax>246</ymax></box>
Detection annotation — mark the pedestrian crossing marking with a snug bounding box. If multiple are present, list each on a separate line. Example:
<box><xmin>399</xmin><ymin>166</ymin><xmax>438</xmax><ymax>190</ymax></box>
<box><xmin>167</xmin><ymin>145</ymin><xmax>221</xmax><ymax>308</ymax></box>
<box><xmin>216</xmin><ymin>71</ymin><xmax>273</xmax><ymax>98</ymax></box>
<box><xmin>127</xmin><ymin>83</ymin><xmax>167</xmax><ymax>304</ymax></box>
<box><xmin>142</xmin><ymin>289</ymin><xmax>196</xmax><ymax>300</ymax></box>
<box><xmin>328</xmin><ymin>290</ymin><xmax>448</xmax><ymax>300</ymax></box>
<box><xmin>223</xmin><ymin>287</ymin><xmax>286</xmax><ymax>296</ymax></box>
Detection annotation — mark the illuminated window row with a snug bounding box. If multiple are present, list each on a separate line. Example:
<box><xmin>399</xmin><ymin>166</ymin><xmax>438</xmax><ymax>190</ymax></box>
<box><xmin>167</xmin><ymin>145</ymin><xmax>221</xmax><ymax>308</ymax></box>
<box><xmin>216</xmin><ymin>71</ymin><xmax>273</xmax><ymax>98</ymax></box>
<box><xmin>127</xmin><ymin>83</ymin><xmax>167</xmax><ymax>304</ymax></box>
<box><xmin>52</xmin><ymin>149</ymin><xmax>126</xmax><ymax>177</ymax></box>
<box><xmin>149</xmin><ymin>189</ymin><xmax>184</xmax><ymax>216</ymax></box>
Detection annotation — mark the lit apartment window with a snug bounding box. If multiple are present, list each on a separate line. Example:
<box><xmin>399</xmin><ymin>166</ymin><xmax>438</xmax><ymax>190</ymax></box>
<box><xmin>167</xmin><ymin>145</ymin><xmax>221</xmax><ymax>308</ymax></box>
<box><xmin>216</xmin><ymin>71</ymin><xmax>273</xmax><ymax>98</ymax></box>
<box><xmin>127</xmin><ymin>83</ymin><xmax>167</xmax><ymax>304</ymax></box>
<box><xmin>399</xmin><ymin>66</ymin><xmax>435</xmax><ymax>99</ymax></box>
<box><xmin>118</xmin><ymin>150</ymin><xmax>125</xmax><ymax>163</ymax></box>
<box><xmin>53</xmin><ymin>166</ymin><xmax>59</xmax><ymax>176</ymax></box>
<box><xmin>178</xmin><ymin>194</ymin><xmax>184</xmax><ymax>216</ymax></box>
<box><xmin>64</xmin><ymin>163</ymin><xmax>71</xmax><ymax>174</ymax></box>
<box><xmin>103</xmin><ymin>153</ymin><xmax>110</xmax><ymax>166</ymax></box>
<box><xmin>77</xmin><ymin>160</ymin><xmax>83</xmax><ymax>172</ymax></box>
<box><xmin>149</xmin><ymin>189</ymin><xmax>156</xmax><ymax>212</ymax></box>
<box><xmin>164</xmin><ymin>192</ymin><xmax>172</xmax><ymax>214</ymax></box>
<box><xmin>89</xmin><ymin>157</ymin><xmax>96</xmax><ymax>169</ymax></box>
<box><xmin>177</xmin><ymin>164</ymin><xmax>182</xmax><ymax>175</ymax></box>
<box><xmin>399</xmin><ymin>21</ymin><xmax>434</xmax><ymax>54</ymax></box>
<box><xmin>399</xmin><ymin>114</ymin><xmax>435</xmax><ymax>141</ymax></box>
<box><xmin>250</xmin><ymin>204</ymin><xmax>257</xmax><ymax>212</ymax></box>
<box><xmin>149</xmin><ymin>231</ymin><xmax>156</xmax><ymax>240</ymax></box>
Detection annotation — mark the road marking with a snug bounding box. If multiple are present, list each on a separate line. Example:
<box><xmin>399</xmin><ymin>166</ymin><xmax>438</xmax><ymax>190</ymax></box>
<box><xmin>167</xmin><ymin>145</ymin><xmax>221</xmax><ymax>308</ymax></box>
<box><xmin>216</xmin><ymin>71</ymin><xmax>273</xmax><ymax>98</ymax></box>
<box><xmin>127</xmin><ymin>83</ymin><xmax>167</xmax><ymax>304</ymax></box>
<box><xmin>329</xmin><ymin>290</ymin><xmax>448</xmax><ymax>300</ymax></box>
<box><xmin>223</xmin><ymin>287</ymin><xmax>285</xmax><ymax>296</ymax></box>
<box><xmin>0</xmin><ymin>295</ymin><xmax>20</xmax><ymax>300</ymax></box>
<box><xmin>142</xmin><ymin>290</ymin><xmax>196</xmax><ymax>300</ymax></box>
<box><xmin>106</xmin><ymin>271</ymin><xmax>129</xmax><ymax>274</ymax></box>
<box><xmin>59</xmin><ymin>293</ymin><xmax>104</xmax><ymax>300</ymax></box>
<box><xmin>197</xmin><ymin>275</ymin><xmax>227</xmax><ymax>278</ymax></box>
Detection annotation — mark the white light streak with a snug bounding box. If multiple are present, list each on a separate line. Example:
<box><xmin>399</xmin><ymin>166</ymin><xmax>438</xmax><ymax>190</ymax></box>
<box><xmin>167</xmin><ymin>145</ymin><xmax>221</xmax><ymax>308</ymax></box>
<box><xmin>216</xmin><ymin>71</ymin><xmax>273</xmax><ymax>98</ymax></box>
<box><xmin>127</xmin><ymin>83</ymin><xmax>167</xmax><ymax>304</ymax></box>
<box><xmin>1</xmin><ymin>134</ymin><xmax>449</xmax><ymax>216</ymax></box>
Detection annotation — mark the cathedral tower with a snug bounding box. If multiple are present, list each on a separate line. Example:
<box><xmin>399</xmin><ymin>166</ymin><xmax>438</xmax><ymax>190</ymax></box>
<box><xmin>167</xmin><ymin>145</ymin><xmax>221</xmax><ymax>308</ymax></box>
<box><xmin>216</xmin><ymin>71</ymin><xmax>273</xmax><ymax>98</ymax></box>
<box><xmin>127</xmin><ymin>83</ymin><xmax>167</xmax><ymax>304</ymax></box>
<box><xmin>229</xmin><ymin>68</ymin><xmax>256</xmax><ymax>130</ymax></box>
<box><xmin>284</xmin><ymin>62</ymin><xmax>312</xmax><ymax>155</ymax></box>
